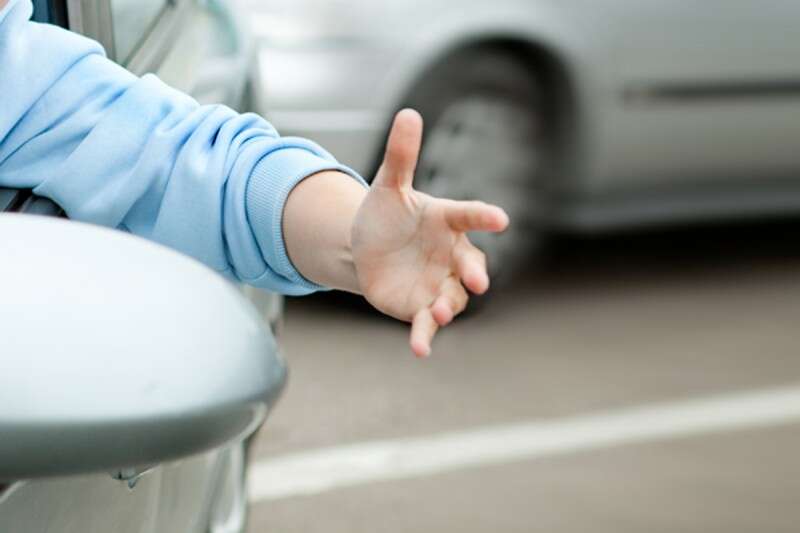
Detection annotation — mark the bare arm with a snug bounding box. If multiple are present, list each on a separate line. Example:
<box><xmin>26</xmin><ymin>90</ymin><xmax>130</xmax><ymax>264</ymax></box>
<box><xmin>283</xmin><ymin>170</ymin><xmax>366</xmax><ymax>294</ymax></box>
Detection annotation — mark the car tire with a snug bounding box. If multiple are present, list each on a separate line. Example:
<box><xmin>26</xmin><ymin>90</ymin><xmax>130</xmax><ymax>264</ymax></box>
<box><xmin>406</xmin><ymin>48</ymin><xmax>550</xmax><ymax>291</ymax></box>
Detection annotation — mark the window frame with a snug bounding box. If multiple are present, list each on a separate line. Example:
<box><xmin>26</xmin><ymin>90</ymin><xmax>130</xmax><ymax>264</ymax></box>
<box><xmin>65</xmin><ymin>0</ymin><xmax>116</xmax><ymax>57</ymax></box>
<box><xmin>65</xmin><ymin>0</ymin><xmax>187</xmax><ymax>70</ymax></box>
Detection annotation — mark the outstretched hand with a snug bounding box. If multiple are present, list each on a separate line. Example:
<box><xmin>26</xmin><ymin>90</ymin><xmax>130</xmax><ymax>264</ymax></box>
<box><xmin>351</xmin><ymin>109</ymin><xmax>509</xmax><ymax>357</ymax></box>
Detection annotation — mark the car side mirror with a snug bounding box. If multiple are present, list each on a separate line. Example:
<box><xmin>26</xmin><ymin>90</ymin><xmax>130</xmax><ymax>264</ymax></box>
<box><xmin>0</xmin><ymin>215</ymin><xmax>286</xmax><ymax>480</ymax></box>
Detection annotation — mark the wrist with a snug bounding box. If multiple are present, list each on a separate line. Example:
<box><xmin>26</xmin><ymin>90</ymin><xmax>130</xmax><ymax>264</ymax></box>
<box><xmin>283</xmin><ymin>170</ymin><xmax>367</xmax><ymax>294</ymax></box>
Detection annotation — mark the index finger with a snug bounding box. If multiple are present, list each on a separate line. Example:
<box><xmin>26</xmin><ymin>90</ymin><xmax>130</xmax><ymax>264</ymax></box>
<box><xmin>444</xmin><ymin>201</ymin><xmax>510</xmax><ymax>233</ymax></box>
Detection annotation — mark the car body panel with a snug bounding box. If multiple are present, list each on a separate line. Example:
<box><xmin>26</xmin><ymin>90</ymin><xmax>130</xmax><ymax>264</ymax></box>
<box><xmin>590</xmin><ymin>1</ymin><xmax>800</xmax><ymax>194</ymax></box>
<box><xmin>1</xmin><ymin>2</ymin><xmax>282</xmax><ymax>532</ymax></box>
<box><xmin>0</xmin><ymin>450</ymin><xmax>223</xmax><ymax>533</ymax></box>
<box><xmin>249</xmin><ymin>0</ymin><xmax>800</xmax><ymax>229</ymax></box>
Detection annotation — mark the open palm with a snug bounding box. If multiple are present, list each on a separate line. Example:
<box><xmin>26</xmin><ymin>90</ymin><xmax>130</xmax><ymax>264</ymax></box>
<box><xmin>351</xmin><ymin>110</ymin><xmax>509</xmax><ymax>357</ymax></box>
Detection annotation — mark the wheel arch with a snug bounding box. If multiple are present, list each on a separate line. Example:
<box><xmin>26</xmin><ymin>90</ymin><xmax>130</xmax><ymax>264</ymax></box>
<box><xmin>372</xmin><ymin>34</ymin><xmax>580</xmax><ymax>186</ymax></box>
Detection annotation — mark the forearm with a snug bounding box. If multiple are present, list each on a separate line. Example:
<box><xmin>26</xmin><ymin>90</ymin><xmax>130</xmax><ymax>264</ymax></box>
<box><xmin>283</xmin><ymin>171</ymin><xmax>368</xmax><ymax>293</ymax></box>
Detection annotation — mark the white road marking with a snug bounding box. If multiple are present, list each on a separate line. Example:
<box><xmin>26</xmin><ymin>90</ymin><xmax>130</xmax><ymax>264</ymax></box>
<box><xmin>248</xmin><ymin>384</ymin><xmax>800</xmax><ymax>503</ymax></box>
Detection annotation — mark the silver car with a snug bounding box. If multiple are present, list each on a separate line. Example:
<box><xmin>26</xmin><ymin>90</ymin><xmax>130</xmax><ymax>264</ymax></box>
<box><xmin>1</xmin><ymin>0</ymin><xmax>283</xmax><ymax>531</ymax></box>
<box><xmin>249</xmin><ymin>0</ymin><xmax>800</xmax><ymax>279</ymax></box>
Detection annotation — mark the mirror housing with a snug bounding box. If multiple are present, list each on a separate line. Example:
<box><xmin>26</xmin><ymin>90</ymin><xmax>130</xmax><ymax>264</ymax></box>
<box><xmin>0</xmin><ymin>215</ymin><xmax>286</xmax><ymax>480</ymax></box>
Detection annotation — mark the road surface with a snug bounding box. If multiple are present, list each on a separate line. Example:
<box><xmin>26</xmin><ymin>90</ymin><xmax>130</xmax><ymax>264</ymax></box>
<box><xmin>247</xmin><ymin>220</ymin><xmax>800</xmax><ymax>532</ymax></box>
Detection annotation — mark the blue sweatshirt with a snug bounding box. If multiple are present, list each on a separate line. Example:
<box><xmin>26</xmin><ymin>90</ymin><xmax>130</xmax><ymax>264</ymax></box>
<box><xmin>0</xmin><ymin>0</ymin><xmax>366</xmax><ymax>295</ymax></box>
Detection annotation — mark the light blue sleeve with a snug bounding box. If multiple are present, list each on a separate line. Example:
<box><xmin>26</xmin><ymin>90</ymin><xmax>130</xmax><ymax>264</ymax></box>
<box><xmin>0</xmin><ymin>0</ymin><xmax>367</xmax><ymax>295</ymax></box>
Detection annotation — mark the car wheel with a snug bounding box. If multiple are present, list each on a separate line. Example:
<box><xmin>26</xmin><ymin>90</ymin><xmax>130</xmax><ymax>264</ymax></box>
<box><xmin>408</xmin><ymin>49</ymin><xmax>549</xmax><ymax>288</ymax></box>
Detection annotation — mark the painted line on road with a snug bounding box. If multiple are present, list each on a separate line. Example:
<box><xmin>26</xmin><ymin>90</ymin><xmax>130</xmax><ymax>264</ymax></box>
<box><xmin>248</xmin><ymin>384</ymin><xmax>800</xmax><ymax>502</ymax></box>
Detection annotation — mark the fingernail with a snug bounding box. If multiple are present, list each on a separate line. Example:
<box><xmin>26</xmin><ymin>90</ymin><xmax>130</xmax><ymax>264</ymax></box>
<box><xmin>499</xmin><ymin>210</ymin><xmax>510</xmax><ymax>227</ymax></box>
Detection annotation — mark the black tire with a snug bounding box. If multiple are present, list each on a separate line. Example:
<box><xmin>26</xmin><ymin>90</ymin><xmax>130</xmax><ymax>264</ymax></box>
<box><xmin>405</xmin><ymin>48</ymin><xmax>551</xmax><ymax>291</ymax></box>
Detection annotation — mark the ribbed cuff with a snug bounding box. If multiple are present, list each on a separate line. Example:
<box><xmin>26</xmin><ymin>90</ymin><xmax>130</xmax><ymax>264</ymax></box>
<box><xmin>245</xmin><ymin>147</ymin><xmax>368</xmax><ymax>294</ymax></box>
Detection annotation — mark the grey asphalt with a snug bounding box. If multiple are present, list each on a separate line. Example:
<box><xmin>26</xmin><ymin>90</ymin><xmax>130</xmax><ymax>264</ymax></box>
<box><xmin>247</xmin><ymin>220</ymin><xmax>800</xmax><ymax>532</ymax></box>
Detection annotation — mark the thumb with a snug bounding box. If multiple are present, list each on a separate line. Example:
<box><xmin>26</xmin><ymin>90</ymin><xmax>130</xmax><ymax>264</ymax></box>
<box><xmin>374</xmin><ymin>109</ymin><xmax>423</xmax><ymax>190</ymax></box>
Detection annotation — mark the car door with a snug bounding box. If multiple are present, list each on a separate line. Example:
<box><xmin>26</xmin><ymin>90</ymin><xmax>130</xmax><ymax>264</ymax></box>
<box><xmin>0</xmin><ymin>451</ymin><xmax>226</xmax><ymax>533</ymax></box>
<box><xmin>4</xmin><ymin>2</ymin><xmax>276</xmax><ymax>532</ymax></box>
<box><xmin>581</xmin><ymin>0</ymin><xmax>800</xmax><ymax>193</ymax></box>
<box><xmin>105</xmin><ymin>0</ymin><xmax>284</xmax><ymax>333</ymax></box>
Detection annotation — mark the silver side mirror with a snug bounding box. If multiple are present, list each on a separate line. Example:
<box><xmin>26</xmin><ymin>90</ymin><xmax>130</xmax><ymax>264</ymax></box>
<box><xmin>0</xmin><ymin>215</ymin><xmax>286</xmax><ymax>480</ymax></box>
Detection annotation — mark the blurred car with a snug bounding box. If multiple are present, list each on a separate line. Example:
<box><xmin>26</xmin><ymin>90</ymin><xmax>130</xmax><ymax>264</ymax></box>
<box><xmin>1</xmin><ymin>0</ymin><xmax>284</xmax><ymax>532</ymax></box>
<box><xmin>248</xmin><ymin>0</ymin><xmax>800</xmax><ymax>280</ymax></box>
